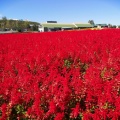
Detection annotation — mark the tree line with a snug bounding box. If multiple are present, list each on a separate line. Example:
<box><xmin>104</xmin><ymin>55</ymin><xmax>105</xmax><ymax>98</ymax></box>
<box><xmin>0</xmin><ymin>16</ymin><xmax>40</xmax><ymax>32</ymax></box>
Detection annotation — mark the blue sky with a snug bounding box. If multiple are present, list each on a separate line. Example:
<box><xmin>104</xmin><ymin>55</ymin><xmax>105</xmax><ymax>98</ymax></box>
<box><xmin>0</xmin><ymin>0</ymin><xmax>120</xmax><ymax>25</ymax></box>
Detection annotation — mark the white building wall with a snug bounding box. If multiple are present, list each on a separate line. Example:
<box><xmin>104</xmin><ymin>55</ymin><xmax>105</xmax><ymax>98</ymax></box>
<box><xmin>38</xmin><ymin>24</ymin><xmax>44</xmax><ymax>32</ymax></box>
<box><xmin>38</xmin><ymin>27</ymin><xmax>44</xmax><ymax>32</ymax></box>
<box><xmin>97</xmin><ymin>25</ymin><xmax>101</xmax><ymax>29</ymax></box>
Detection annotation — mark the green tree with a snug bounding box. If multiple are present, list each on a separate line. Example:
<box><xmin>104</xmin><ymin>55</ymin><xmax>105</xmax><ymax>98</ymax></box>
<box><xmin>88</xmin><ymin>20</ymin><xmax>95</xmax><ymax>25</ymax></box>
<box><xmin>6</xmin><ymin>20</ymin><xmax>10</xmax><ymax>29</ymax></box>
<box><xmin>1</xmin><ymin>16</ymin><xmax>7</xmax><ymax>30</ymax></box>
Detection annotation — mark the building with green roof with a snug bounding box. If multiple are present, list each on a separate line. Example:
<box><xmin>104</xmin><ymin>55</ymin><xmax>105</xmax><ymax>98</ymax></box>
<box><xmin>75</xmin><ymin>23</ymin><xmax>93</xmax><ymax>28</ymax></box>
<box><xmin>38</xmin><ymin>21</ymin><xmax>93</xmax><ymax>32</ymax></box>
<box><xmin>41</xmin><ymin>23</ymin><xmax>76</xmax><ymax>28</ymax></box>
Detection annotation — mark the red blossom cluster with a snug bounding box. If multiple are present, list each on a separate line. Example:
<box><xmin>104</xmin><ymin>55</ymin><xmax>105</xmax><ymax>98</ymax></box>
<box><xmin>0</xmin><ymin>29</ymin><xmax>120</xmax><ymax>120</ymax></box>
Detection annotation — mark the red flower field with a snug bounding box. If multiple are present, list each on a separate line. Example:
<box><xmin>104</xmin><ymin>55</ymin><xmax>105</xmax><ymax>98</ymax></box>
<box><xmin>0</xmin><ymin>29</ymin><xmax>120</xmax><ymax>120</ymax></box>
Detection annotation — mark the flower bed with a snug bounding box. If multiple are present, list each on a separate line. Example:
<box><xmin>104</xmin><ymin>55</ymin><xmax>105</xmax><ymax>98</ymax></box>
<box><xmin>0</xmin><ymin>29</ymin><xmax>120</xmax><ymax>119</ymax></box>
